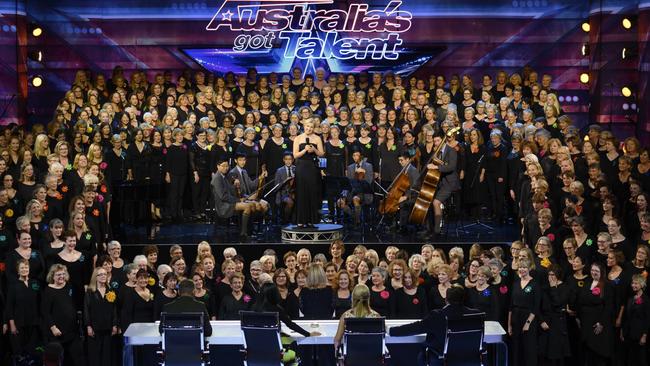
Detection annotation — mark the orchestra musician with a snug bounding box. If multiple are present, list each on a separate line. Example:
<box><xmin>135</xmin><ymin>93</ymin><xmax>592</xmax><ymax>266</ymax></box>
<box><xmin>210</xmin><ymin>159</ymin><xmax>257</xmax><ymax>240</ymax></box>
<box><xmin>274</xmin><ymin>152</ymin><xmax>296</xmax><ymax>223</ymax></box>
<box><xmin>424</xmin><ymin>133</ymin><xmax>460</xmax><ymax>236</ymax></box>
<box><xmin>227</xmin><ymin>153</ymin><xmax>269</xmax><ymax>215</ymax></box>
<box><xmin>396</xmin><ymin>152</ymin><xmax>420</xmax><ymax>233</ymax></box>
<box><xmin>340</xmin><ymin>149</ymin><xmax>374</xmax><ymax>225</ymax></box>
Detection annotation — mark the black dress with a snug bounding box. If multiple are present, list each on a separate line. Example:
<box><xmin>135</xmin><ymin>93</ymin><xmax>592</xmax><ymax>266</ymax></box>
<box><xmin>299</xmin><ymin>287</ymin><xmax>333</xmax><ymax>319</ymax></box>
<box><xmin>120</xmin><ymin>287</ymin><xmax>154</xmax><ymax>331</ymax></box>
<box><xmin>279</xmin><ymin>291</ymin><xmax>300</xmax><ymax>319</ymax></box>
<box><xmin>393</xmin><ymin>287</ymin><xmax>428</xmax><ymax>319</ymax></box>
<box><xmin>41</xmin><ymin>284</ymin><xmax>79</xmax><ymax>342</ymax></box>
<box><xmin>5</xmin><ymin>278</ymin><xmax>41</xmax><ymax>355</ymax></box>
<box><xmin>622</xmin><ymin>293</ymin><xmax>650</xmax><ymax>365</ymax></box>
<box><xmin>53</xmin><ymin>253</ymin><xmax>91</xmax><ymax>311</ymax></box>
<box><xmin>427</xmin><ymin>285</ymin><xmax>448</xmax><ymax>311</ymax></box>
<box><xmin>466</xmin><ymin>285</ymin><xmax>499</xmax><ymax>321</ymax></box>
<box><xmin>510</xmin><ymin>278</ymin><xmax>541</xmax><ymax>366</ymax></box>
<box><xmin>332</xmin><ymin>292</ymin><xmax>352</xmax><ymax>319</ymax></box>
<box><xmin>539</xmin><ymin>282</ymin><xmax>572</xmax><ymax>360</ymax></box>
<box><xmin>462</xmin><ymin>144</ymin><xmax>486</xmax><ymax>207</ymax></box>
<box><xmin>576</xmin><ymin>280</ymin><xmax>614</xmax><ymax>360</ymax></box>
<box><xmin>152</xmin><ymin>291</ymin><xmax>177</xmax><ymax>320</ymax></box>
<box><xmin>218</xmin><ymin>292</ymin><xmax>252</xmax><ymax>320</ymax></box>
<box><xmin>370</xmin><ymin>287</ymin><xmax>394</xmax><ymax>317</ymax></box>
<box><xmin>295</xmin><ymin>142</ymin><xmax>321</xmax><ymax>225</ymax></box>
<box><xmin>83</xmin><ymin>288</ymin><xmax>118</xmax><ymax>366</ymax></box>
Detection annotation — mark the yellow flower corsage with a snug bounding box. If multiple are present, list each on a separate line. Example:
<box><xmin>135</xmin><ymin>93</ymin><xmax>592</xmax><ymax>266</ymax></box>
<box><xmin>105</xmin><ymin>290</ymin><xmax>116</xmax><ymax>303</ymax></box>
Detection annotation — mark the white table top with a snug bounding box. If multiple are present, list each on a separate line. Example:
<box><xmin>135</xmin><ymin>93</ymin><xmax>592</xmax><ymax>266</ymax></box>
<box><xmin>124</xmin><ymin>319</ymin><xmax>506</xmax><ymax>346</ymax></box>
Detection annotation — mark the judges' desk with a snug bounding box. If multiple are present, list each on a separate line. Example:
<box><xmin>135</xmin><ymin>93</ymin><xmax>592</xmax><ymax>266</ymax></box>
<box><xmin>124</xmin><ymin>319</ymin><xmax>507</xmax><ymax>366</ymax></box>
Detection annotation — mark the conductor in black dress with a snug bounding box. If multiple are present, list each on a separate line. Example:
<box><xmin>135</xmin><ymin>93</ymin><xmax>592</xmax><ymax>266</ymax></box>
<box><xmin>292</xmin><ymin>120</ymin><xmax>324</xmax><ymax>228</ymax></box>
<box><xmin>389</xmin><ymin>285</ymin><xmax>481</xmax><ymax>366</ymax></box>
<box><xmin>158</xmin><ymin>279</ymin><xmax>213</xmax><ymax>336</ymax></box>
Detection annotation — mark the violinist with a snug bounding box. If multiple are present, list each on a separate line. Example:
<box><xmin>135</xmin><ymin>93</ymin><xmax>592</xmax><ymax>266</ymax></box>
<box><xmin>425</xmin><ymin>133</ymin><xmax>460</xmax><ymax>236</ymax></box>
<box><xmin>274</xmin><ymin>152</ymin><xmax>296</xmax><ymax>223</ymax></box>
<box><xmin>341</xmin><ymin>149</ymin><xmax>374</xmax><ymax>225</ymax></box>
<box><xmin>227</xmin><ymin>153</ymin><xmax>269</xmax><ymax>216</ymax></box>
<box><xmin>397</xmin><ymin>153</ymin><xmax>420</xmax><ymax>233</ymax></box>
<box><xmin>211</xmin><ymin>159</ymin><xmax>256</xmax><ymax>240</ymax></box>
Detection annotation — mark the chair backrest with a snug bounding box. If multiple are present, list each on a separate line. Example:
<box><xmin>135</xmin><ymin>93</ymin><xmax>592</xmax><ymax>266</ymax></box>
<box><xmin>443</xmin><ymin>312</ymin><xmax>486</xmax><ymax>366</ymax></box>
<box><xmin>240</xmin><ymin>311</ymin><xmax>282</xmax><ymax>366</ymax></box>
<box><xmin>343</xmin><ymin>317</ymin><xmax>387</xmax><ymax>366</ymax></box>
<box><xmin>160</xmin><ymin>312</ymin><xmax>205</xmax><ymax>366</ymax></box>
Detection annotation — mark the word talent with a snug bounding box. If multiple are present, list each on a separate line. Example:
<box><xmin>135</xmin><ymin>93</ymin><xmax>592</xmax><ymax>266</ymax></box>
<box><xmin>207</xmin><ymin>0</ymin><xmax>413</xmax><ymax>60</ymax></box>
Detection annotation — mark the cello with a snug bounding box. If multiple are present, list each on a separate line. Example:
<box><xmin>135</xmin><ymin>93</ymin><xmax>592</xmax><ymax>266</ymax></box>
<box><xmin>378</xmin><ymin>155</ymin><xmax>416</xmax><ymax>215</ymax></box>
<box><xmin>409</xmin><ymin>127</ymin><xmax>460</xmax><ymax>225</ymax></box>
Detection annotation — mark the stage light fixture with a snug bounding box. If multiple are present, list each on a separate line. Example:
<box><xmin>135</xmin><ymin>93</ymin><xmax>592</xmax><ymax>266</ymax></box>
<box><xmin>581</xmin><ymin>22</ymin><xmax>590</xmax><ymax>32</ymax></box>
<box><xmin>28</xmin><ymin>50</ymin><xmax>43</xmax><ymax>62</ymax></box>
<box><xmin>30</xmin><ymin>24</ymin><xmax>43</xmax><ymax>37</ymax></box>
<box><xmin>622</xmin><ymin>18</ymin><xmax>633</xmax><ymax>29</ymax></box>
<box><xmin>579</xmin><ymin>73</ymin><xmax>589</xmax><ymax>84</ymax></box>
<box><xmin>621</xmin><ymin>86</ymin><xmax>632</xmax><ymax>97</ymax></box>
<box><xmin>30</xmin><ymin>75</ymin><xmax>43</xmax><ymax>87</ymax></box>
<box><xmin>622</xmin><ymin>46</ymin><xmax>638</xmax><ymax>60</ymax></box>
<box><xmin>581</xmin><ymin>44</ymin><xmax>590</xmax><ymax>56</ymax></box>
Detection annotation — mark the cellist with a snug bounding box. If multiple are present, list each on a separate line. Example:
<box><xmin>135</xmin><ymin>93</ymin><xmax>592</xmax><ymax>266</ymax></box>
<box><xmin>397</xmin><ymin>152</ymin><xmax>420</xmax><ymax>234</ymax></box>
<box><xmin>425</xmin><ymin>132</ymin><xmax>460</xmax><ymax>236</ymax></box>
<box><xmin>228</xmin><ymin>152</ymin><xmax>269</xmax><ymax>215</ymax></box>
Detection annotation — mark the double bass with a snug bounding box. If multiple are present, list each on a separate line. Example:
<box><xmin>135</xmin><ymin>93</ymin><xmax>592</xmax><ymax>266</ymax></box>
<box><xmin>409</xmin><ymin>127</ymin><xmax>460</xmax><ymax>225</ymax></box>
<box><xmin>378</xmin><ymin>155</ymin><xmax>415</xmax><ymax>215</ymax></box>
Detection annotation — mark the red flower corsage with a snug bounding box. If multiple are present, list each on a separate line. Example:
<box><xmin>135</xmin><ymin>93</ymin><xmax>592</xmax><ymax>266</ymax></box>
<box><xmin>636</xmin><ymin>297</ymin><xmax>643</xmax><ymax>305</ymax></box>
<box><xmin>591</xmin><ymin>287</ymin><xmax>601</xmax><ymax>296</ymax></box>
<box><xmin>92</xmin><ymin>208</ymin><xmax>100</xmax><ymax>217</ymax></box>
<box><xmin>55</xmin><ymin>193</ymin><xmax>63</xmax><ymax>200</ymax></box>
<box><xmin>418</xmin><ymin>277</ymin><xmax>424</xmax><ymax>285</ymax></box>
<box><xmin>100</xmin><ymin>185</ymin><xmax>108</xmax><ymax>193</ymax></box>
<box><xmin>488</xmin><ymin>123</ymin><xmax>494</xmax><ymax>129</ymax></box>
<box><xmin>547</xmin><ymin>233</ymin><xmax>555</xmax><ymax>242</ymax></box>
<box><xmin>542</xmin><ymin>201</ymin><xmax>549</xmax><ymax>208</ymax></box>
<box><xmin>99</xmin><ymin>162</ymin><xmax>107</xmax><ymax>170</ymax></box>
<box><xmin>61</xmin><ymin>185</ymin><xmax>69</xmax><ymax>193</ymax></box>
<box><xmin>499</xmin><ymin>285</ymin><xmax>508</xmax><ymax>294</ymax></box>
<box><xmin>493</xmin><ymin>151</ymin><xmax>500</xmax><ymax>158</ymax></box>
<box><xmin>162</xmin><ymin>148</ymin><xmax>167</xmax><ymax>155</ymax></box>
<box><xmin>43</xmin><ymin>203</ymin><xmax>48</xmax><ymax>212</ymax></box>
<box><xmin>380</xmin><ymin>290</ymin><xmax>390</xmax><ymax>300</ymax></box>
<box><xmin>412</xmin><ymin>298</ymin><xmax>419</xmax><ymax>305</ymax></box>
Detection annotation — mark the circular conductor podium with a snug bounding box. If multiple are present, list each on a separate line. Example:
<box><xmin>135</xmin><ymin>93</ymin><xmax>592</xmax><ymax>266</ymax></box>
<box><xmin>281</xmin><ymin>224</ymin><xmax>344</xmax><ymax>244</ymax></box>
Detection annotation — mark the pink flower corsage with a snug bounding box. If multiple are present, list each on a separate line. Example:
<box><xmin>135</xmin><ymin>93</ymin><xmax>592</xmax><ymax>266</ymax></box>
<box><xmin>499</xmin><ymin>285</ymin><xmax>508</xmax><ymax>294</ymax></box>
<box><xmin>380</xmin><ymin>290</ymin><xmax>390</xmax><ymax>300</ymax></box>
<box><xmin>636</xmin><ymin>297</ymin><xmax>643</xmax><ymax>305</ymax></box>
<box><xmin>99</xmin><ymin>162</ymin><xmax>107</xmax><ymax>170</ymax></box>
<box><xmin>591</xmin><ymin>287</ymin><xmax>601</xmax><ymax>296</ymax></box>
<box><xmin>243</xmin><ymin>295</ymin><xmax>252</xmax><ymax>303</ymax></box>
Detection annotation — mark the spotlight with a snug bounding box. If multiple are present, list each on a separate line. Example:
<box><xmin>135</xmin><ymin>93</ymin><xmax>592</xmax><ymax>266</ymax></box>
<box><xmin>30</xmin><ymin>75</ymin><xmax>43</xmax><ymax>87</ymax></box>
<box><xmin>579</xmin><ymin>73</ymin><xmax>589</xmax><ymax>84</ymax></box>
<box><xmin>621</xmin><ymin>86</ymin><xmax>632</xmax><ymax>97</ymax></box>
<box><xmin>623</xmin><ymin>103</ymin><xmax>630</xmax><ymax>111</ymax></box>
<box><xmin>622</xmin><ymin>46</ymin><xmax>638</xmax><ymax>60</ymax></box>
<box><xmin>27</xmin><ymin>50</ymin><xmax>43</xmax><ymax>62</ymax></box>
<box><xmin>581</xmin><ymin>44</ymin><xmax>590</xmax><ymax>56</ymax></box>
<box><xmin>581</xmin><ymin>22</ymin><xmax>590</xmax><ymax>32</ymax></box>
<box><xmin>29</xmin><ymin>23</ymin><xmax>43</xmax><ymax>37</ymax></box>
<box><xmin>622</xmin><ymin>18</ymin><xmax>633</xmax><ymax>29</ymax></box>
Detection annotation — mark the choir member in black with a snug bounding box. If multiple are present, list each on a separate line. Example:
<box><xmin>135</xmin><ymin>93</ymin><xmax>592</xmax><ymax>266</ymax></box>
<box><xmin>149</xmin><ymin>128</ymin><xmax>165</xmax><ymax>221</ymax></box>
<box><xmin>429</xmin><ymin>263</ymin><xmax>453</xmax><ymax>310</ymax></box>
<box><xmin>43</xmin><ymin>218</ymin><xmax>65</xmax><ymax>265</ymax></box>
<box><xmin>332</xmin><ymin>269</ymin><xmax>352</xmax><ymax>318</ymax></box>
<box><xmin>569</xmin><ymin>216</ymin><xmax>595</xmax><ymax>263</ymax></box>
<box><xmin>485</xmin><ymin>130</ymin><xmax>508</xmax><ymax>224</ymax></box>
<box><xmin>299</xmin><ymin>264</ymin><xmax>333</xmax><ymax>319</ymax></box>
<box><xmin>54</xmin><ymin>230</ymin><xmax>90</xmax><ymax>311</ymax></box>
<box><xmin>41</xmin><ymin>264</ymin><xmax>85</xmax><ymax>366</ymax></box>
<box><xmin>376</xmin><ymin>128</ymin><xmax>401</xmax><ymax>189</ymax></box>
<box><xmin>106</xmin><ymin>134</ymin><xmax>127</xmax><ymax>237</ymax></box>
<box><xmin>5</xmin><ymin>230</ymin><xmax>44</xmax><ymax>281</ymax></box>
<box><xmin>538</xmin><ymin>265</ymin><xmax>571</xmax><ymax>366</ymax></box>
<box><xmin>508</xmin><ymin>258</ymin><xmax>541</xmax><ymax>366</ymax></box>
<box><xmin>5</xmin><ymin>259</ymin><xmax>41</xmax><ymax>360</ymax></box>
<box><xmin>274</xmin><ymin>152</ymin><xmax>296</xmax><ymax>223</ymax></box>
<box><xmin>324</xmin><ymin>125</ymin><xmax>347</xmax><ymax>219</ymax></box>
<box><xmin>369</xmin><ymin>267</ymin><xmax>393</xmax><ymax>317</ymax></box>
<box><xmin>292</xmin><ymin>120</ymin><xmax>324</xmax><ymax>227</ymax></box>
<box><xmin>236</xmin><ymin>127</ymin><xmax>262</xmax><ymax>179</ymax></box>
<box><xmin>107</xmin><ymin>240</ymin><xmax>127</xmax><ymax>288</ymax></box>
<box><xmin>125</xmin><ymin>128</ymin><xmax>152</xmax><ymax>224</ymax></box>
<box><xmin>621</xmin><ymin>274</ymin><xmax>650</xmax><ymax>366</ymax></box>
<box><xmin>218</xmin><ymin>272</ymin><xmax>251</xmax><ymax>320</ymax></box>
<box><xmin>488</xmin><ymin>259</ymin><xmax>511</xmax><ymax>327</ymax></box>
<box><xmin>211</xmin><ymin>160</ymin><xmax>258</xmax><ymax>239</ymax></box>
<box><xmin>466</xmin><ymin>266</ymin><xmax>499</xmax><ymax>321</ymax></box>
<box><xmin>189</xmin><ymin>128</ymin><xmax>211</xmax><ymax>219</ymax></box>
<box><xmin>191</xmin><ymin>272</ymin><xmax>216</xmax><ymax>319</ymax></box>
<box><xmin>393</xmin><ymin>268</ymin><xmax>428</xmax><ymax>319</ymax></box>
<box><xmin>120</xmin><ymin>269</ymin><xmax>155</xmax><ymax>331</ymax></box>
<box><xmin>463</xmin><ymin>128</ymin><xmax>486</xmax><ymax>220</ymax></box>
<box><xmin>164</xmin><ymin>128</ymin><xmax>189</xmax><ymax>220</ymax></box>
<box><xmin>262</xmin><ymin>124</ymin><xmax>291</xmax><ymax>180</ymax></box>
<box><xmin>253</xmin><ymin>282</ymin><xmax>320</xmax><ymax>339</ymax></box>
<box><xmin>274</xmin><ymin>268</ymin><xmax>300</xmax><ymax>318</ymax></box>
<box><xmin>576</xmin><ymin>262</ymin><xmax>614</xmax><ymax>366</ymax></box>
<box><xmin>84</xmin><ymin>267</ymin><xmax>118</xmax><ymax>366</ymax></box>
<box><xmin>341</xmin><ymin>149</ymin><xmax>373</xmax><ymax>225</ymax></box>
<box><xmin>153</xmin><ymin>272</ymin><xmax>178</xmax><ymax>320</ymax></box>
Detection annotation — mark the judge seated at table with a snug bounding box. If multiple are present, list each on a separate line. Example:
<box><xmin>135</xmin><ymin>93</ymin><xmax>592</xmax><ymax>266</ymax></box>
<box><xmin>388</xmin><ymin>284</ymin><xmax>481</xmax><ymax>366</ymax></box>
<box><xmin>158</xmin><ymin>279</ymin><xmax>213</xmax><ymax>336</ymax></box>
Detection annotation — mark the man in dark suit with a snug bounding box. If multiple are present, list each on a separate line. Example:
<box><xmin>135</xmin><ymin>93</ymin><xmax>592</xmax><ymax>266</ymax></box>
<box><xmin>427</xmin><ymin>131</ymin><xmax>460</xmax><ymax>235</ymax></box>
<box><xmin>342</xmin><ymin>149</ymin><xmax>374</xmax><ymax>225</ymax></box>
<box><xmin>159</xmin><ymin>280</ymin><xmax>212</xmax><ymax>337</ymax></box>
<box><xmin>389</xmin><ymin>285</ymin><xmax>482</xmax><ymax>365</ymax></box>
<box><xmin>274</xmin><ymin>152</ymin><xmax>295</xmax><ymax>223</ymax></box>
<box><xmin>397</xmin><ymin>152</ymin><xmax>420</xmax><ymax>232</ymax></box>
<box><xmin>211</xmin><ymin>159</ymin><xmax>255</xmax><ymax>239</ymax></box>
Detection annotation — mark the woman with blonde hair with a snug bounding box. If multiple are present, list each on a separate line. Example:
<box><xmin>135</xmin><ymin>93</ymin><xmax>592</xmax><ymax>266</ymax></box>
<box><xmin>334</xmin><ymin>284</ymin><xmax>380</xmax><ymax>349</ymax></box>
<box><xmin>84</xmin><ymin>266</ymin><xmax>118</xmax><ymax>366</ymax></box>
<box><xmin>299</xmin><ymin>264</ymin><xmax>333</xmax><ymax>319</ymax></box>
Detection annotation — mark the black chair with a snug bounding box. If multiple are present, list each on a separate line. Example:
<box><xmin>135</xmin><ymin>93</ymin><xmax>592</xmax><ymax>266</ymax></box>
<box><xmin>429</xmin><ymin>312</ymin><xmax>486</xmax><ymax>366</ymax></box>
<box><xmin>240</xmin><ymin>311</ymin><xmax>283</xmax><ymax>366</ymax></box>
<box><xmin>158</xmin><ymin>312</ymin><xmax>209</xmax><ymax>366</ymax></box>
<box><xmin>340</xmin><ymin>317</ymin><xmax>390</xmax><ymax>366</ymax></box>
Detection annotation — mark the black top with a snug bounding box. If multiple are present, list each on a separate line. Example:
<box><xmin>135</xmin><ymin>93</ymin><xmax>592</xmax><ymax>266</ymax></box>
<box><xmin>427</xmin><ymin>284</ymin><xmax>448</xmax><ymax>311</ymax></box>
<box><xmin>153</xmin><ymin>291</ymin><xmax>177</xmax><ymax>321</ymax></box>
<box><xmin>84</xmin><ymin>288</ymin><xmax>118</xmax><ymax>331</ymax></box>
<box><xmin>466</xmin><ymin>285</ymin><xmax>499</xmax><ymax>321</ymax></box>
<box><xmin>218</xmin><ymin>292</ymin><xmax>252</xmax><ymax>320</ymax></box>
<box><xmin>120</xmin><ymin>287</ymin><xmax>155</xmax><ymax>331</ymax></box>
<box><xmin>300</xmin><ymin>287</ymin><xmax>334</xmax><ymax>320</ymax></box>
<box><xmin>369</xmin><ymin>287</ymin><xmax>394</xmax><ymax>317</ymax></box>
<box><xmin>194</xmin><ymin>290</ymin><xmax>217</xmax><ymax>317</ymax></box>
<box><xmin>164</xmin><ymin>144</ymin><xmax>189</xmax><ymax>177</ymax></box>
<box><xmin>5</xmin><ymin>278</ymin><xmax>41</xmax><ymax>327</ymax></box>
<box><xmin>393</xmin><ymin>287</ymin><xmax>428</xmax><ymax>319</ymax></box>
<box><xmin>5</xmin><ymin>249</ymin><xmax>45</xmax><ymax>282</ymax></box>
<box><xmin>332</xmin><ymin>291</ymin><xmax>352</xmax><ymax>319</ymax></box>
<box><xmin>622</xmin><ymin>293</ymin><xmax>650</xmax><ymax>340</ymax></box>
<box><xmin>41</xmin><ymin>284</ymin><xmax>79</xmax><ymax>341</ymax></box>
<box><xmin>279</xmin><ymin>291</ymin><xmax>300</xmax><ymax>319</ymax></box>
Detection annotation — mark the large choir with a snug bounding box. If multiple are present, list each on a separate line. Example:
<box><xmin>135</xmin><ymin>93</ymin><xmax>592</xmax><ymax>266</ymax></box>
<box><xmin>0</xmin><ymin>66</ymin><xmax>648</xmax><ymax>365</ymax></box>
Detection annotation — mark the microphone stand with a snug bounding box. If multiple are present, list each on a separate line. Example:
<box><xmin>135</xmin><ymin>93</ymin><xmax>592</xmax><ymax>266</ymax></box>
<box><xmin>460</xmin><ymin>153</ymin><xmax>494</xmax><ymax>234</ymax></box>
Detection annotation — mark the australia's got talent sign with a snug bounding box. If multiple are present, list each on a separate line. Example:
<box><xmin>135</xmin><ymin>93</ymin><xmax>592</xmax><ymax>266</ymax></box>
<box><xmin>206</xmin><ymin>0</ymin><xmax>412</xmax><ymax>60</ymax></box>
